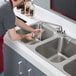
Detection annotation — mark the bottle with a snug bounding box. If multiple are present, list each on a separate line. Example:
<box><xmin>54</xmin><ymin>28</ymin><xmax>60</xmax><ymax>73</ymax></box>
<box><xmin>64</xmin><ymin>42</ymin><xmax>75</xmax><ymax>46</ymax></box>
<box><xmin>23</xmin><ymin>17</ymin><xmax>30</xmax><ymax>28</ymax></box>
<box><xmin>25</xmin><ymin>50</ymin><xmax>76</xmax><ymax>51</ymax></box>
<box><xmin>21</xmin><ymin>4</ymin><xmax>25</xmax><ymax>14</ymax></box>
<box><xmin>25</xmin><ymin>2</ymin><xmax>30</xmax><ymax>15</ymax></box>
<box><xmin>18</xmin><ymin>2</ymin><xmax>25</xmax><ymax>14</ymax></box>
<box><xmin>30</xmin><ymin>0</ymin><xmax>35</xmax><ymax>17</ymax></box>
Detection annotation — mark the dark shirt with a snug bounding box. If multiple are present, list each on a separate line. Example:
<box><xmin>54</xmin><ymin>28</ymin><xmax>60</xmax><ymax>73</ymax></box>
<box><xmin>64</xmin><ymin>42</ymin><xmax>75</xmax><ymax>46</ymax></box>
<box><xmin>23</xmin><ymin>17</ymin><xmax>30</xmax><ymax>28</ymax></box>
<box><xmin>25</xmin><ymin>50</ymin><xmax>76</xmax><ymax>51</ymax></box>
<box><xmin>0</xmin><ymin>1</ymin><xmax>15</xmax><ymax>36</ymax></box>
<box><xmin>0</xmin><ymin>0</ymin><xmax>15</xmax><ymax>73</ymax></box>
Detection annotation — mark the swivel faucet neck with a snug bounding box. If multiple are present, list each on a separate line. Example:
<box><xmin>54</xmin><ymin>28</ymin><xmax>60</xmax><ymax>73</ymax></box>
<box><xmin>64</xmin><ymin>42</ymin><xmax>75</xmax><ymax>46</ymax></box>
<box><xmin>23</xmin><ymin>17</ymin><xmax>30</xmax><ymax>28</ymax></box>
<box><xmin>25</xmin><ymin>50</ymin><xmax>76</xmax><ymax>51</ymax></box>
<box><xmin>37</xmin><ymin>21</ymin><xmax>65</xmax><ymax>34</ymax></box>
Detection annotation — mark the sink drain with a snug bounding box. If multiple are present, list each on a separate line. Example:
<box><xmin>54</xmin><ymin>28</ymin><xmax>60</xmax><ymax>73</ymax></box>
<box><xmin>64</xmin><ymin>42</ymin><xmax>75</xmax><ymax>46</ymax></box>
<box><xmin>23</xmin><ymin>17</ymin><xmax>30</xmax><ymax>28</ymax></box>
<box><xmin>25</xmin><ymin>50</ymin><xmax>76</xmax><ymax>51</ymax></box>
<box><xmin>51</xmin><ymin>54</ymin><xmax>65</xmax><ymax>63</ymax></box>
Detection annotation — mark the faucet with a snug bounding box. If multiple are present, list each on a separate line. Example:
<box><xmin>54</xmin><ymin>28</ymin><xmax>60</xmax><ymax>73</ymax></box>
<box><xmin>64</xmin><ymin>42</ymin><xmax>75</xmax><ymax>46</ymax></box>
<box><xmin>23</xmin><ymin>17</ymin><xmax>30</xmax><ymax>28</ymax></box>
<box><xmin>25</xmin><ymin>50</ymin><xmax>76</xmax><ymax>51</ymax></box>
<box><xmin>37</xmin><ymin>22</ymin><xmax>44</xmax><ymax>40</ymax></box>
<box><xmin>56</xmin><ymin>26</ymin><xmax>65</xmax><ymax>34</ymax></box>
<box><xmin>41</xmin><ymin>21</ymin><xmax>65</xmax><ymax>34</ymax></box>
<box><xmin>37</xmin><ymin>22</ymin><xmax>43</xmax><ymax>29</ymax></box>
<box><xmin>32</xmin><ymin>22</ymin><xmax>44</xmax><ymax>41</ymax></box>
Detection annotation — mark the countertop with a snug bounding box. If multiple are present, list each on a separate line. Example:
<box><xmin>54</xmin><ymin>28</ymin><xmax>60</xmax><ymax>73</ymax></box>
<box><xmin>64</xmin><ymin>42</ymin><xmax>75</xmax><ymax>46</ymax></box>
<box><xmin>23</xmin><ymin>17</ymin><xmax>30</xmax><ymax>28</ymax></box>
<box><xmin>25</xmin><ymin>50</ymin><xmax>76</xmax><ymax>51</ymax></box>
<box><xmin>4</xmin><ymin>5</ymin><xmax>75</xmax><ymax>76</ymax></box>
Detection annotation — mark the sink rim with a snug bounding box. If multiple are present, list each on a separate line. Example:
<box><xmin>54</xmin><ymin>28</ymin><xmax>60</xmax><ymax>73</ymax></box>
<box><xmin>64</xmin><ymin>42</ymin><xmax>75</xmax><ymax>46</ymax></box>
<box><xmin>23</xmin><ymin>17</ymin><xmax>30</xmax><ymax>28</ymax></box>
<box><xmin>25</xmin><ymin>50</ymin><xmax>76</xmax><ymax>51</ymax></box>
<box><xmin>34</xmin><ymin>35</ymin><xmax>76</xmax><ymax>76</ymax></box>
<box><xmin>63</xmin><ymin>55</ymin><xmax>76</xmax><ymax>76</ymax></box>
<box><xmin>35</xmin><ymin>36</ymin><xmax>75</xmax><ymax>58</ymax></box>
<box><xmin>35</xmin><ymin>35</ymin><xmax>76</xmax><ymax>55</ymax></box>
<box><xmin>16</xmin><ymin>21</ymin><xmax>76</xmax><ymax>76</ymax></box>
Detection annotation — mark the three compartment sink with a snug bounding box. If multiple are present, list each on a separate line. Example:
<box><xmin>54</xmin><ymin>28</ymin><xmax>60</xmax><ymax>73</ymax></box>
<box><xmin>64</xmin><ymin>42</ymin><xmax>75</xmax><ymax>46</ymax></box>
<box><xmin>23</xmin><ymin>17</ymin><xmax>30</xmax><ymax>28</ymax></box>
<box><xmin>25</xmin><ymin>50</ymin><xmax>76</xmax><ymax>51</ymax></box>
<box><xmin>36</xmin><ymin>37</ymin><xmax>76</xmax><ymax>62</ymax></box>
<box><xmin>35</xmin><ymin>36</ymin><xmax>76</xmax><ymax>76</ymax></box>
<box><xmin>16</xmin><ymin>23</ymin><xmax>54</xmax><ymax>44</ymax></box>
<box><xmin>16</xmin><ymin>21</ymin><xmax>76</xmax><ymax>76</ymax></box>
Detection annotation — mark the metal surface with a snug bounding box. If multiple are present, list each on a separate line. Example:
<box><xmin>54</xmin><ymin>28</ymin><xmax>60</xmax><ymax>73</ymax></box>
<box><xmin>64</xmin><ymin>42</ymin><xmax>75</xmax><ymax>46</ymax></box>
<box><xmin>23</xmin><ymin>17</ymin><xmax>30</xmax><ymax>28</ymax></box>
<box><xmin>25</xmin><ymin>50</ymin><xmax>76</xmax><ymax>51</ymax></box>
<box><xmin>18</xmin><ymin>61</ymin><xmax>23</xmax><ymax>75</ymax></box>
<box><xmin>16</xmin><ymin>21</ymin><xmax>76</xmax><ymax>76</ymax></box>
<box><xmin>36</xmin><ymin>37</ymin><xmax>76</xmax><ymax>58</ymax></box>
<box><xmin>51</xmin><ymin>53</ymin><xmax>65</xmax><ymax>63</ymax></box>
<box><xmin>16</xmin><ymin>22</ymin><xmax>54</xmax><ymax>44</ymax></box>
<box><xmin>27</xmin><ymin>68</ymin><xmax>32</xmax><ymax>76</ymax></box>
<box><xmin>64</xmin><ymin>60</ymin><xmax>76</xmax><ymax>76</ymax></box>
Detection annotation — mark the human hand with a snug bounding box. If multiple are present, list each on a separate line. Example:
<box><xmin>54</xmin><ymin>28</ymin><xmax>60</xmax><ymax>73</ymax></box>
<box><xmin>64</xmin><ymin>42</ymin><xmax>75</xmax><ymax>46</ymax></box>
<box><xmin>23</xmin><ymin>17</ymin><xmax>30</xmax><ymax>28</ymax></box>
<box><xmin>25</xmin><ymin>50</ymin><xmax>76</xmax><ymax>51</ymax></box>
<box><xmin>24</xmin><ymin>33</ymin><xmax>34</xmax><ymax>40</ymax></box>
<box><xmin>33</xmin><ymin>29</ymin><xmax>42</xmax><ymax>35</ymax></box>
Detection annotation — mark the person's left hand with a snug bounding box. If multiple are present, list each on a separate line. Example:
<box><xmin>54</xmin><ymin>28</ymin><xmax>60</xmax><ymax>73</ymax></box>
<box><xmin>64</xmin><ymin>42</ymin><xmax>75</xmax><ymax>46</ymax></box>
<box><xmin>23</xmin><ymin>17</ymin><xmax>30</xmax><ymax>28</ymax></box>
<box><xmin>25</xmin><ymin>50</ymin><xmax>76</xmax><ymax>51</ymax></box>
<box><xmin>25</xmin><ymin>33</ymin><xmax>34</xmax><ymax>40</ymax></box>
<box><xmin>33</xmin><ymin>29</ymin><xmax>42</xmax><ymax>35</ymax></box>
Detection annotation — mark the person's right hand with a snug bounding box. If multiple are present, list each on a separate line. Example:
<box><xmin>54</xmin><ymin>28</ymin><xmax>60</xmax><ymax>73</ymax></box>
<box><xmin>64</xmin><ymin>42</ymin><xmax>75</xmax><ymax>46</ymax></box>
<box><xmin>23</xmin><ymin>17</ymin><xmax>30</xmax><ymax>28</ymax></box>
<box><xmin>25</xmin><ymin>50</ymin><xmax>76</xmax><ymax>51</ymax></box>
<box><xmin>24</xmin><ymin>33</ymin><xmax>34</xmax><ymax>40</ymax></box>
<box><xmin>12</xmin><ymin>0</ymin><xmax>25</xmax><ymax>8</ymax></box>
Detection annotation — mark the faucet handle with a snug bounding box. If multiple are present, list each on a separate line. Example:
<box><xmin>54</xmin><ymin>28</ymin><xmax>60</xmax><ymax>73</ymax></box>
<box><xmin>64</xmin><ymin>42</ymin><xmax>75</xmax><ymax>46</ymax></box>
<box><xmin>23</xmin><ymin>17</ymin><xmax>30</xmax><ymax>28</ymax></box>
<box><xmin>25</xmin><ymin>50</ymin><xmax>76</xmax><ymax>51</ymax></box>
<box><xmin>56</xmin><ymin>27</ymin><xmax>61</xmax><ymax>33</ymax></box>
<box><xmin>56</xmin><ymin>25</ymin><xmax>65</xmax><ymax>34</ymax></box>
<box><xmin>62</xmin><ymin>30</ymin><xmax>65</xmax><ymax>34</ymax></box>
<box><xmin>57</xmin><ymin>26</ymin><xmax>61</xmax><ymax>32</ymax></box>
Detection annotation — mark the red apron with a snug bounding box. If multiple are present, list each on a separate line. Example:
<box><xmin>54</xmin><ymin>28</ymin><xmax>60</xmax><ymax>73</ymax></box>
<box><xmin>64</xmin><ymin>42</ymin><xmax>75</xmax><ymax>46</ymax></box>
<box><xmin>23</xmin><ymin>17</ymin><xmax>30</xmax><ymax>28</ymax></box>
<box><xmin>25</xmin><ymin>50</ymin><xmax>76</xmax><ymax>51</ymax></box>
<box><xmin>0</xmin><ymin>34</ymin><xmax>5</xmax><ymax>73</ymax></box>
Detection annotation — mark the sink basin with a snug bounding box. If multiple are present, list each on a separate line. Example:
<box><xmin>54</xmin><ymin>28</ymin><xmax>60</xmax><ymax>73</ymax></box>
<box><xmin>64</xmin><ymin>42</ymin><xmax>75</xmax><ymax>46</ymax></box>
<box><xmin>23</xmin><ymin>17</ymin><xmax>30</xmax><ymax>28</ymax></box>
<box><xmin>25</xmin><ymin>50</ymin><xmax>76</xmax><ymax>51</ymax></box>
<box><xmin>16</xmin><ymin>29</ymin><xmax>30</xmax><ymax>43</ymax></box>
<box><xmin>64</xmin><ymin>59</ymin><xmax>76</xmax><ymax>76</ymax></box>
<box><xmin>61</xmin><ymin>38</ymin><xmax>76</xmax><ymax>58</ymax></box>
<box><xmin>36</xmin><ymin>37</ymin><xmax>76</xmax><ymax>62</ymax></box>
<box><xmin>16</xmin><ymin>23</ymin><xmax>53</xmax><ymax>43</ymax></box>
<box><xmin>36</xmin><ymin>38</ymin><xmax>58</xmax><ymax>58</ymax></box>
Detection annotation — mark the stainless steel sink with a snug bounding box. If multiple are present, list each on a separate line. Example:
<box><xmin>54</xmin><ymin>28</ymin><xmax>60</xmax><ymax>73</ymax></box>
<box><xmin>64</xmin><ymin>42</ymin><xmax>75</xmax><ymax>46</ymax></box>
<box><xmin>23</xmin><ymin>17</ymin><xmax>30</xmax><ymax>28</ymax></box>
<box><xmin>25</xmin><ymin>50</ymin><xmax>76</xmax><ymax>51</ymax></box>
<box><xmin>61</xmin><ymin>38</ymin><xmax>76</xmax><ymax>58</ymax></box>
<box><xmin>16</xmin><ymin>21</ymin><xmax>76</xmax><ymax>76</ymax></box>
<box><xmin>36</xmin><ymin>37</ymin><xmax>76</xmax><ymax>62</ymax></box>
<box><xmin>16</xmin><ymin>23</ymin><xmax>54</xmax><ymax>44</ymax></box>
<box><xmin>36</xmin><ymin>38</ymin><xmax>59</xmax><ymax>58</ymax></box>
<box><xmin>16</xmin><ymin>29</ymin><xmax>30</xmax><ymax>43</ymax></box>
<box><xmin>64</xmin><ymin>59</ymin><xmax>76</xmax><ymax>76</ymax></box>
<box><xmin>35</xmin><ymin>35</ymin><xmax>76</xmax><ymax>76</ymax></box>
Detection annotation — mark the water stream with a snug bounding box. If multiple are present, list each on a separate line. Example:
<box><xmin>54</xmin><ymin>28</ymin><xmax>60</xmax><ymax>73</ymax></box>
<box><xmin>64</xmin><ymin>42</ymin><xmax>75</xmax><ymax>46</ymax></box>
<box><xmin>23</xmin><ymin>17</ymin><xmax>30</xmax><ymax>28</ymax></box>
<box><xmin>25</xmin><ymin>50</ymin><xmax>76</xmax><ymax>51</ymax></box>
<box><xmin>51</xmin><ymin>37</ymin><xmax>64</xmax><ymax>63</ymax></box>
<box><xmin>57</xmin><ymin>37</ymin><xmax>63</xmax><ymax>54</ymax></box>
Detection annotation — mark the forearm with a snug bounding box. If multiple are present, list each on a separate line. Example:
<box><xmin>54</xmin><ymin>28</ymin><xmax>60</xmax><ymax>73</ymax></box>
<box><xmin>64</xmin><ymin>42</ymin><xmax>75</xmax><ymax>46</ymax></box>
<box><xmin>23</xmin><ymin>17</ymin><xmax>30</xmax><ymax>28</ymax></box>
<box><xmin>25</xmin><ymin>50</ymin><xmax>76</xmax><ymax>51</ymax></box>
<box><xmin>10</xmin><ymin>33</ymin><xmax>25</xmax><ymax>40</ymax></box>
<box><xmin>8</xmin><ymin>28</ymin><xmax>25</xmax><ymax>40</ymax></box>
<box><xmin>15</xmin><ymin>17</ymin><xmax>34</xmax><ymax>32</ymax></box>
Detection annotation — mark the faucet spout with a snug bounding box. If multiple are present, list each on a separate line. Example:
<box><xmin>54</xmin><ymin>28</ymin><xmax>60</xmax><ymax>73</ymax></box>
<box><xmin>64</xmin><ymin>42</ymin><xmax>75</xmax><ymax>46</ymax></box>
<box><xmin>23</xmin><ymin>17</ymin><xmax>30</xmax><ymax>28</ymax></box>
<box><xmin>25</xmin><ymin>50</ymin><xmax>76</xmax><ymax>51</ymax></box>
<box><xmin>41</xmin><ymin>21</ymin><xmax>65</xmax><ymax>34</ymax></box>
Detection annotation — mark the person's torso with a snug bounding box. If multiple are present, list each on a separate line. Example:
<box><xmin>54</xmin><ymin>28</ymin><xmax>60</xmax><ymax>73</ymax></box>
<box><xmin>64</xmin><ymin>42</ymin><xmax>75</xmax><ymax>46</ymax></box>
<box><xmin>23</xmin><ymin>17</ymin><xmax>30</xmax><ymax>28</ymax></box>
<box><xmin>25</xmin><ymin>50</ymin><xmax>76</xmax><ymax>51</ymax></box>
<box><xmin>0</xmin><ymin>0</ymin><xmax>15</xmax><ymax>36</ymax></box>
